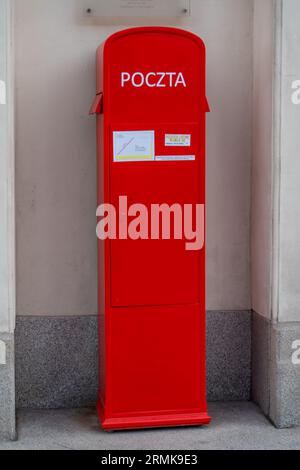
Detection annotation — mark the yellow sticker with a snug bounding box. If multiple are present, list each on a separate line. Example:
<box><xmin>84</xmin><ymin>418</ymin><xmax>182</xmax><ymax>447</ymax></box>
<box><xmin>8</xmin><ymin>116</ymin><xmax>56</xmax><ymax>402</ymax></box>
<box><xmin>165</xmin><ymin>134</ymin><xmax>191</xmax><ymax>147</ymax></box>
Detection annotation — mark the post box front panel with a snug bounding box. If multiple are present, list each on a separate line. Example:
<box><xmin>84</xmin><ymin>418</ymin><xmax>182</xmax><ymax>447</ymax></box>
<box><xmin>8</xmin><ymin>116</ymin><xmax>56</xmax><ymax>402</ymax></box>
<box><xmin>104</xmin><ymin>29</ymin><xmax>206</xmax><ymax>308</ymax></box>
<box><xmin>96</xmin><ymin>27</ymin><xmax>210</xmax><ymax>428</ymax></box>
<box><xmin>110</xmin><ymin>125</ymin><xmax>203</xmax><ymax>307</ymax></box>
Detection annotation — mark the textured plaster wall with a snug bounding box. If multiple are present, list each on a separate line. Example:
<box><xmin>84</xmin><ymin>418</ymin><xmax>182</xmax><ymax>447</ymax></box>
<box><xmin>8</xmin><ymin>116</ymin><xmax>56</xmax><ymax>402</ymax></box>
<box><xmin>251</xmin><ymin>0</ymin><xmax>274</xmax><ymax>320</ymax></box>
<box><xmin>15</xmin><ymin>0</ymin><xmax>253</xmax><ymax>316</ymax></box>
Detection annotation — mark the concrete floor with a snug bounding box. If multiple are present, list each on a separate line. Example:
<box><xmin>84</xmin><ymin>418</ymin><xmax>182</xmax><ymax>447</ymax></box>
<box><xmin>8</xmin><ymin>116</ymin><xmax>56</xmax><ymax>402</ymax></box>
<box><xmin>0</xmin><ymin>402</ymin><xmax>300</xmax><ymax>450</ymax></box>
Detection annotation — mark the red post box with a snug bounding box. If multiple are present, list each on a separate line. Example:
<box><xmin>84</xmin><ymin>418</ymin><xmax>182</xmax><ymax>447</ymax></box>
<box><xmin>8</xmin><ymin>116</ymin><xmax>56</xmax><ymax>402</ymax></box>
<box><xmin>90</xmin><ymin>27</ymin><xmax>210</xmax><ymax>431</ymax></box>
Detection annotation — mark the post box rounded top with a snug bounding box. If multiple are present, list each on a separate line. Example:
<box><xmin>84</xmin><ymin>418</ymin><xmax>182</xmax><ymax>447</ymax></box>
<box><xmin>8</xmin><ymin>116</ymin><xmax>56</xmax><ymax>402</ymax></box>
<box><xmin>96</xmin><ymin>26</ymin><xmax>208</xmax><ymax>117</ymax></box>
<box><xmin>101</xmin><ymin>26</ymin><xmax>206</xmax><ymax>53</ymax></box>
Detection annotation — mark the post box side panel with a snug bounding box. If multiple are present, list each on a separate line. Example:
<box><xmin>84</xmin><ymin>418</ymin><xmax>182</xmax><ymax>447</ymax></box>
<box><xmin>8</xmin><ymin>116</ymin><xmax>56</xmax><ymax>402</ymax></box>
<box><xmin>96</xmin><ymin>113</ymin><xmax>107</xmax><ymax>406</ymax></box>
<box><xmin>96</xmin><ymin>44</ymin><xmax>104</xmax><ymax>95</ymax></box>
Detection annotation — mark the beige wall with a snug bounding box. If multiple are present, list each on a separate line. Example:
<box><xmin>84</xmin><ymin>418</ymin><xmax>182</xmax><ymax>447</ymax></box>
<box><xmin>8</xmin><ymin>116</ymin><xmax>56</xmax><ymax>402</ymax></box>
<box><xmin>15</xmin><ymin>0</ymin><xmax>252</xmax><ymax>316</ymax></box>
<box><xmin>251</xmin><ymin>0</ymin><xmax>274</xmax><ymax>320</ymax></box>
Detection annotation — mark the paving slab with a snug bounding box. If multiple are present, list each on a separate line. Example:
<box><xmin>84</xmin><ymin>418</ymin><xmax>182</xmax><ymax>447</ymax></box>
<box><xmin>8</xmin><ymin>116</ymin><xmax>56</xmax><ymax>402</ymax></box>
<box><xmin>0</xmin><ymin>402</ymin><xmax>300</xmax><ymax>450</ymax></box>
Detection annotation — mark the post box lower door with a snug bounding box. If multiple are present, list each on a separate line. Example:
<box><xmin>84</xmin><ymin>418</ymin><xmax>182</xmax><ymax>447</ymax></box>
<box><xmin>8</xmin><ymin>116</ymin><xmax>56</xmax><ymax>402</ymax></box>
<box><xmin>97</xmin><ymin>303</ymin><xmax>210</xmax><ymax>430</ymax></box>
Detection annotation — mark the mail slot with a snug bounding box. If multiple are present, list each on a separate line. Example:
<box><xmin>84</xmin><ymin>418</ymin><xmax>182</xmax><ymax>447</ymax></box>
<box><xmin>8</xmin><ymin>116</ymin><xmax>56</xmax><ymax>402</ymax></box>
<box><xmin>90</xmin><ymin>27</ymin><xmax>210</xmax><ymax>431</ymax></box>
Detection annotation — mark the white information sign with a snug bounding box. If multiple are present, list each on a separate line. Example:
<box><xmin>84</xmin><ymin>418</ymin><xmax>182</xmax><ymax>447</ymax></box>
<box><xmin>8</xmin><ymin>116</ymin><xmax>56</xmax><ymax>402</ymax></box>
<box><xmin>83</xmin><ymin>0</ymin><xmax>190</xmax><ymax>18</ymax></box>
<box><xmin>113</xmin><ymin>131</ymin><xmax>155</xmax><ymax>162</ymax></box>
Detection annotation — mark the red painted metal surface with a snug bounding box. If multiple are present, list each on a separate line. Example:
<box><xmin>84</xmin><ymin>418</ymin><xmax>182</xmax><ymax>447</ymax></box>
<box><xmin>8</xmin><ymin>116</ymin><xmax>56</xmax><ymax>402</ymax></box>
<box><xmin>91</xmin><ymin>27</ymin><xmax>210</xmax><ymax>430</ymax></box>
<box><xmin>89</xmin><ymin>93</ymin><xmax>103</xmax><ymax>115</ymax></box>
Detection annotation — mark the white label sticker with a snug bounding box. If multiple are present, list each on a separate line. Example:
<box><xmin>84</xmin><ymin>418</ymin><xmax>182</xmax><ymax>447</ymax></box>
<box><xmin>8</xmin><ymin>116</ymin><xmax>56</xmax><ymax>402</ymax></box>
<box><xmin>156</xmin><ymin>155</ymin><xmax>195</xmax><ymax>161</ymax></box>
<box><xmin>114</xmin><ymin>131</ymin><xmax>155</xmax><ymax>162</ymax></box>
<box><xmin>165</xmin><ymin>134</ymin><xmax>191</xmax><ymax>147</ymax></box>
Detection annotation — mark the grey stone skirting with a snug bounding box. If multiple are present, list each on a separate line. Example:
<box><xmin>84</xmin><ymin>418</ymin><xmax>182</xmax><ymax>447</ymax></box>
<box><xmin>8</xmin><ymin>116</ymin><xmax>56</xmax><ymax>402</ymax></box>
<box><xmin>252</xmin><ymin>312</ymin><xmax>300</xmax><ymax>428</ymax></box>
<box><xmin>0</xmin><ymin>333</ymin><xmax>16</xmax><ymax>440</ymax></box>
<box><xmin>15</xmin><ymin>316</ymin><xmax>98</xmax><ymax>409</ymax></box>
<box><xmin>15</xmin><ymin>311</ymin><xmax>251</xmax><ymax>409</ymax></box>
<box><xmin>10</xmin><ymin>311</ymin><xmax>300</xmax><ymax>428</ymax></box>
<box><xmin>207</xmin><ymin>311</ymin><xmax>251</xmax><ymax>401</ymax></box>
